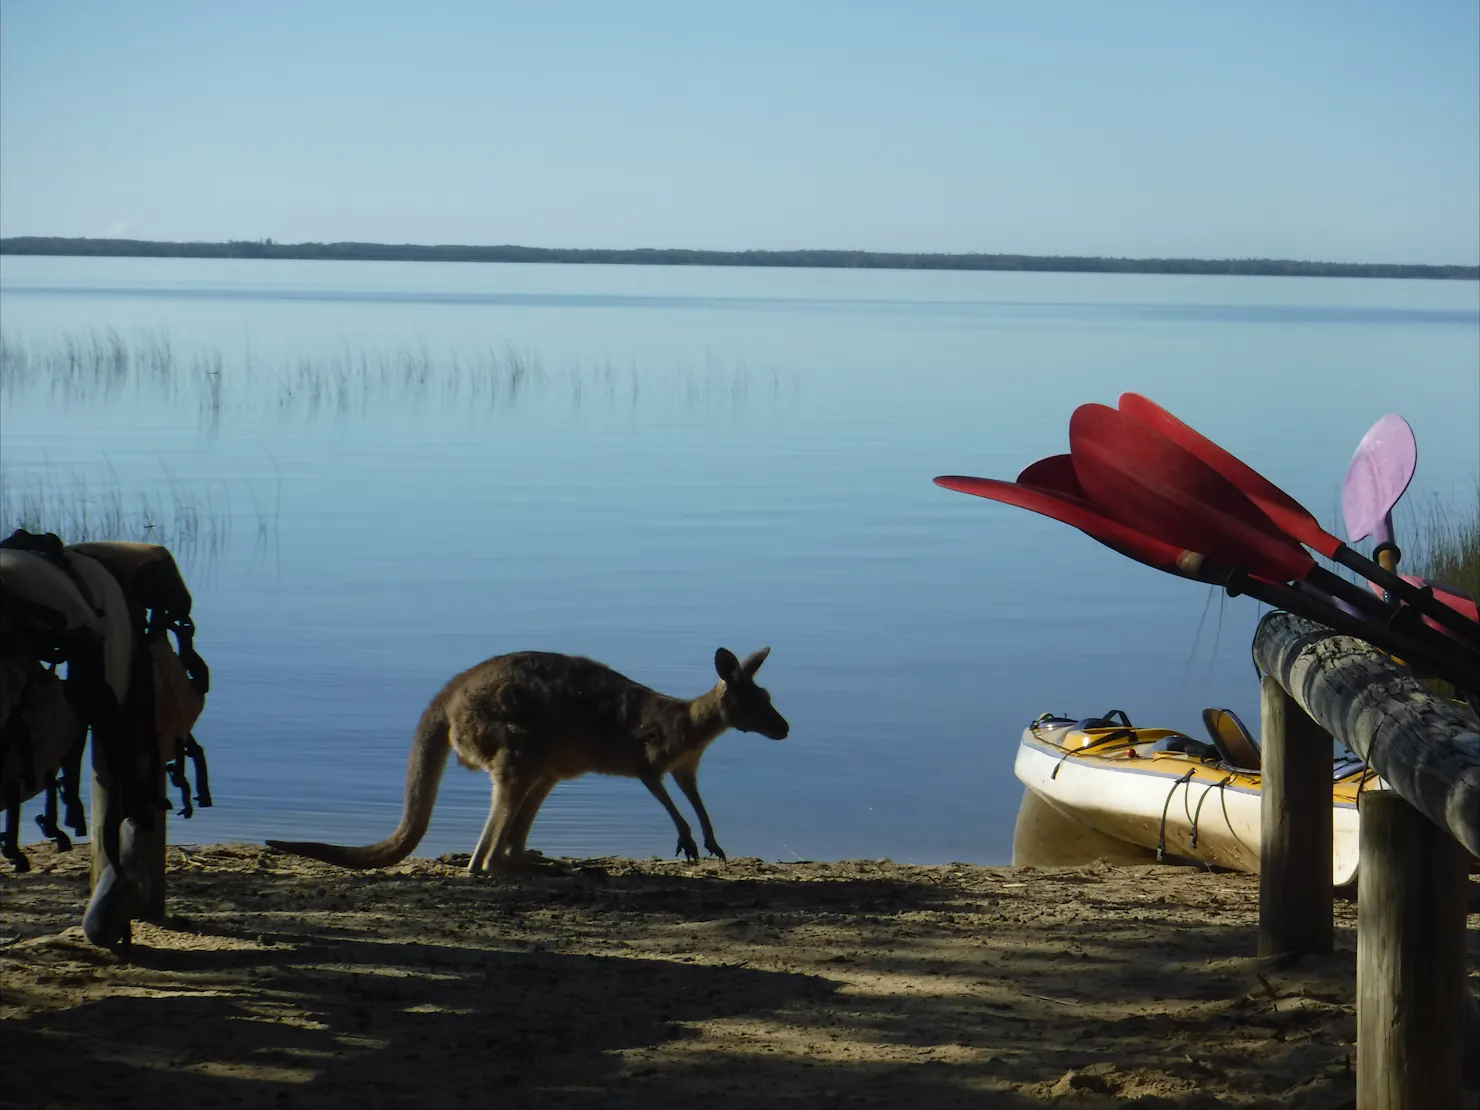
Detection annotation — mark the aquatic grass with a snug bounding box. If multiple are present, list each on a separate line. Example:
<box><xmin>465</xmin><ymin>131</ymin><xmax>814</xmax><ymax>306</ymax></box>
<box><xmin>1</xmin><ymin>328</ymin><xmax>173</xmax><ymax>404</ymax></box>
<box><xmin>1408</xmin><ymin>487</ymin><xmax>1480</xmax><ymax>601</ymax></box>
<box><xmin>1404</xmin><ymin>486</ymin><xmax>1480</xmax><ymax>706</ymax></box>
<box><xmin>0</xmin><ymin>466</ymin><xmax>242</xmax><ymax>565</ymax></box>
<box><xmin>0</xmin><ymin>329</ymin><xmax>797</xmax><ymax>430</ymax></box>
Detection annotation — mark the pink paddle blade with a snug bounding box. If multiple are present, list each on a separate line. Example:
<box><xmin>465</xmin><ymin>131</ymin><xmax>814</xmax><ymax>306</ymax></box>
<box><xmin>1342</xmin><ymin>415</ymin><xmax>1417</xmax><ymax>547</ymax></box>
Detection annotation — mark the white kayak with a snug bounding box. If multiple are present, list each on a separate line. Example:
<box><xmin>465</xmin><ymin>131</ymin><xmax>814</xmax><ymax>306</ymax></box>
<box><xmin>1012</xmin><ymin>708</ymin><xmax>1381</xmax><ymax>886</ymax></box>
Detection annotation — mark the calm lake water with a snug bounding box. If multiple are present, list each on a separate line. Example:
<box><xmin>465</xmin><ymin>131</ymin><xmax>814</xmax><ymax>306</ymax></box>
<box><xmin>2</xmin><ymin>257</ymin><xmax>1477</xmax><ymax>865</ymax></box>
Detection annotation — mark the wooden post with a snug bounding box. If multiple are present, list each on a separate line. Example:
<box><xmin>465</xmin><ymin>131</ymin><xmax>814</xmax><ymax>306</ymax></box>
<box><xmin>1258</xmin><ymin>674</ymin><xmax>1333</xmax><ymax>957</ymax></box>
<box><xmin>1356</xmin><ymin>790</ymin><xmax>1468</xmax><ymax>1110</ymax></box>
<box><xmin>90</xmin><ymin>744</ymin><xmax>167</xmax><ymax>921</ymax></box>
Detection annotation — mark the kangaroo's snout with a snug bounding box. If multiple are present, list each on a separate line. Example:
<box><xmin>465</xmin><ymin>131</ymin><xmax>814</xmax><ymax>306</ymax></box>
<box><xmin>727</xmin><ymin>701</ymin><xmax>789</xmax><ymax>740</ymax></box>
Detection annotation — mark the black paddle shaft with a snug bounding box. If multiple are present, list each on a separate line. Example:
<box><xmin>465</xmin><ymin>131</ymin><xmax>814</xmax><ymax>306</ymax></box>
<box><xmin>1225</xmin><ymin>574</ymin><xmax>1480</xmax><ymax>695</ymax></box>
<box><xmin>1300</xmin><ymin>565</ymin><xmax>1468</xmax><ymax>654</ymax></box>
<box><xmin>1333</xmin><ymin>544</ymin><xmax>1480</xmax><ymax>647</ymax></box>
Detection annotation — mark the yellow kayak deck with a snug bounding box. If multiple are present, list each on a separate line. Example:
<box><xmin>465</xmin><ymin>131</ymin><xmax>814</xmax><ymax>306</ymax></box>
<box><xmin>1031</xmin><ymin>715</ymin><xmax>1371</xmax><ymax>805</ymax></box>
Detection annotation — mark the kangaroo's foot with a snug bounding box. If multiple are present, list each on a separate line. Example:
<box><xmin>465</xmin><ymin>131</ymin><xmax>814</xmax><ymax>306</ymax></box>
<box><xmin>480</xmin><ymin>853</ymin><xmax>570</xmax><ymax>876</ymax></box>
<box><xmin>675</xmin><ymin>832</ymin><xmax>701</xmax><ymax>863</ymax></box>
<box><xmin>703</xmin><ymin>838</ymin><xmax>727</xmax><ymax>862</ymax></box>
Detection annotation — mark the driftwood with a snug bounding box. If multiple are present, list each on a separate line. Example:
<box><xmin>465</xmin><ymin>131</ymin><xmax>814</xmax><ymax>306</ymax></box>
<box><xmin>1251</xmin><ymin>611</ymin><xmax>1480</xmax><ymax>859</ymax></box>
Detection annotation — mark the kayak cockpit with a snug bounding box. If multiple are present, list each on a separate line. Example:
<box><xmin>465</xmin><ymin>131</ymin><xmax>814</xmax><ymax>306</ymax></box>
<box><xmin>1028</xmin><ymin>711</ymin><xmax>1210</xmax><ymax>762</ymax></box>
<box><xmin>1029</xmin><ymin>707</ymin><xmax>1262</xmax><ymax>768</ymax></box>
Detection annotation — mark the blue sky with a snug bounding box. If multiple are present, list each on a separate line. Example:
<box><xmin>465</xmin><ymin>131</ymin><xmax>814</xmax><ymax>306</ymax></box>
<box><xmin>2</xmin><ymin>1</ymin><xmax>1476</xmax><ymax>263</ymax></box>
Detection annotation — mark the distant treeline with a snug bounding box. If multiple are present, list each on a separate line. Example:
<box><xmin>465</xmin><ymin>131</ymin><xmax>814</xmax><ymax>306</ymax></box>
<box><xmin>3</xmin><ymin>236</ymin><xmax>1476</xmax><ymax>280</ymax></box>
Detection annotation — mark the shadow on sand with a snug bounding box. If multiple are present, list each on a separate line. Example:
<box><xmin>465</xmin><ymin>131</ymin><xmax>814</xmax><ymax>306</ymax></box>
<box><xmin>6</xmin><ymin>844</ymin><xmax>1463</xmax><ymax>1108</ymax></box>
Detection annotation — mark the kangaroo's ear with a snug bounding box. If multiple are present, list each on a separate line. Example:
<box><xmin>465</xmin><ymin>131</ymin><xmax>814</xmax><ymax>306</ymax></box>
<box><xmin>714</xmin><ymin>648</ymin><xmax>740</xmax><ymax>681</ymax></box>
<box><xmin>739</xmin><ymin>646</ymin><xmax>771</xmax><ymax>678</ymax></box>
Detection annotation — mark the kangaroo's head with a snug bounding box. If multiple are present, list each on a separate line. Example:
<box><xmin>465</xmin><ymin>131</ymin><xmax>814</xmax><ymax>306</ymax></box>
<box><xmin>714</xmin><ymin>646</ymin><xmax>789</xmax><ymax>740</ymax></box>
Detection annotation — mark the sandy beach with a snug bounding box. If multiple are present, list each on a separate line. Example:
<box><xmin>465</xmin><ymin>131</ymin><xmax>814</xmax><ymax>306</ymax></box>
<box><xmin>3</xmin><ymin>842</ymin><xmax>1477</xmax><ymax>1109</ymax></box>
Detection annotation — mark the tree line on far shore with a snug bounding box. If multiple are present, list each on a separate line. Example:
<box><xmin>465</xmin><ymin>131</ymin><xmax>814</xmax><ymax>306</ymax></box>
<box><xmin>2</xmin><ymin>236</ymin><xmax>1475</xmax><ymax>280</ymax></box>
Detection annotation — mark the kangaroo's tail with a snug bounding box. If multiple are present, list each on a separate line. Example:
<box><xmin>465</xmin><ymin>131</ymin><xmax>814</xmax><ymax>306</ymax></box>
<box><xmin>266</xmin><ymin>699</ymin><xmax>451</xmax><ymax>869</ymax></box>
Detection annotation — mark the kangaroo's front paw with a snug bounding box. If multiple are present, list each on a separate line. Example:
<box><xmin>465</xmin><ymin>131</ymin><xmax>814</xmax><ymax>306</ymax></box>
<box><xmin>676</xmin><ymin>833</ymin><xmax>701</xmax><ymax>862</ymax></box>
<box><xmin>704</xmin><ymin>839</ymin><xmax>727</xmax><ymax>862</ymax></box>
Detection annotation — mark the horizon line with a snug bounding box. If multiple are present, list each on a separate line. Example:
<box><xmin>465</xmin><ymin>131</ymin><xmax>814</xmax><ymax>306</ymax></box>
<box><xmin>2</xmin><ymin>236</ymin><xmax>1476</xmax><ymax>280</ymax></box>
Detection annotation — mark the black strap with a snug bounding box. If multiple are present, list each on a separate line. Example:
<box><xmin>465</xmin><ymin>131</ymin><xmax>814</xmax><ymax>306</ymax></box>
<box><xmin>171</xmin><ymin>618</ymin><xmax>209</xmax><ymax>696</ymax></box>
<box><xmin>1156</xmin><ymin>769</ymin><xmax>1198</xmax><ymax>861</ymax></box>
<box><xmin>166</xmin><ymin>736</ymin><xmax>194</xmax><ymax>818</ymax></box>
<box><xmin>58</xmin><ymin>730</ymin><xmax>87</xmax><ymax>838</ymax></box>
<box><xmin>1050</xmin><ymin>728</ymin><xmax>1136</xmax><ymax>779</ymax></box>
<box><xmin>1189</xmin><ymin>775</ymin><xmax>1234</xmax><ymax>849</ymax></box>
<box><xmin>184</xmin><ymin>734</ymin><xmax>212</xmax><ymax>808</ymax></box>
<box><xmin>33</xmin><ymin>771</ymin><xmax>73</xmax><ymax>852</ymax></box>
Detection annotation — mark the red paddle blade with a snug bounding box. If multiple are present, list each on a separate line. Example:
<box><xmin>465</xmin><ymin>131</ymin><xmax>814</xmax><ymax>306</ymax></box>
<box><xmin>1016</xmin><ymin>455</ymin><xmax>1162</xmax><ymax>563</ymax></box>
<box><xmin>1118</xmin><ymin>392</ymin><xmax>1341</xmax><ymax>559</ymax></box>
<box><xmin>1016</xmin><ymin>454</ymin><xmax>1087</xmax><ymax>499</ymax></box>
<box><xmin>1069</xmin><ymin>403</ymin><xmax>1315</xmax><ymax>583</ymax></box>
<box><xmin>932</xmin><ymin>474</ymin><xmax>1204</xmax><ymax>577</ymax></box>
<box><xmin>1367</xmin><ymin>573</ymin><xmax>1480</xmax><ymax>637</ymax></box>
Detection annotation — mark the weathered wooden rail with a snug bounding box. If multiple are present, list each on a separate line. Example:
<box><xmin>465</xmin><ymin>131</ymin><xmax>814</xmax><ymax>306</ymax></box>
<box><xmin>1252</xmin><ymin>610</ymin><xmax>1478</xmax><ymax>1110</ymax></box>
<box><xmin>1254</xmin><ymin>611</ymin><xmax>1480</xmax><ymax>855</ymax></box>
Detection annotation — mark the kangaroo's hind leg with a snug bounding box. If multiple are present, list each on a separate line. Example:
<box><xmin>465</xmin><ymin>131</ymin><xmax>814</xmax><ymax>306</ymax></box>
<box><xmin>467</xmin><ymin>768</ymin><xmax>521</xmax><ymax>873</ymax></box>
<box><xmin>468</xmin><ymin>762</ymin><xmax>544</xmax><ymax>874</ymax></box>
<box><xmin>507</xmin><ymin>773</ymin><xmax>557</xmax><ymax>861</ymax></box>
<box><xmin>467</xmin><ymin>776</ymin><xmax>503</xmax><ymax>874</ymax></box>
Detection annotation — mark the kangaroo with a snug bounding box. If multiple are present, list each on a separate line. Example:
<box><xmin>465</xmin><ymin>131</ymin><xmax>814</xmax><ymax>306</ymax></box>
<box><xmin>267</xmin><ymin>646</ymin><xmax>788</xmax><ymax>872</ymax></box>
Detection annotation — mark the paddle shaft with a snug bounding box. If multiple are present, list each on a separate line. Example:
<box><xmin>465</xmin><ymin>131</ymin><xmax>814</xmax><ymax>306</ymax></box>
<box><xmin>1228</xmin><ymin>553</ymin><xmax>1458</xmax><ymax>660</ymax></box>
<box><xmin>1374</xmin><ymin>542</ymin><xmax>1401</xmax><ymax>618</ymax></box>
<box><xmin>1226</xmin><ymin>574</ymin><xmax>1480</xmax><ymax>694</ymax></box>
<box><xmin>1299</xmin><ymin>564</ymin><xmax>1450</xmax><ymax>649</ymax></box>
<box><xmin>1334</xmin><ymin>542</ymin><xmax>1480</xmax><ymax>645</ymax></box>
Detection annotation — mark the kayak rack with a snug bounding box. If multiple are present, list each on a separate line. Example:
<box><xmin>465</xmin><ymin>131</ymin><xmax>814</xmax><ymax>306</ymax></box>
<box><xmin>1252</xmin><ymin>610</ymin><xmax>1479</xmax><ymax>1109</ymax></box>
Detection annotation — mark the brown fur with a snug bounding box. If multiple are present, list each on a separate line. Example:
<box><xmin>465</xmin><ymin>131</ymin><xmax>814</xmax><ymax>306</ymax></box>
<box><xmin>266</xmin><ymin>646</ymin><xmax>788</xmax><ymax>872</ymax></box>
